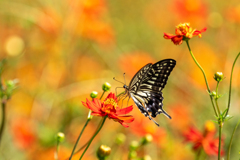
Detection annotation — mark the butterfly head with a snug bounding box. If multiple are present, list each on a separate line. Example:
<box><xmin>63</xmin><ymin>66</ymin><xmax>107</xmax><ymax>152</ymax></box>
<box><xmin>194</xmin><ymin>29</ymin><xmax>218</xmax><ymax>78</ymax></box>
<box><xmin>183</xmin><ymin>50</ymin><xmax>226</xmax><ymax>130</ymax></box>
<box><xmin>123</xmin><ymin>84</ymin><xmax>128</xmax><ymax>90</ymax></box>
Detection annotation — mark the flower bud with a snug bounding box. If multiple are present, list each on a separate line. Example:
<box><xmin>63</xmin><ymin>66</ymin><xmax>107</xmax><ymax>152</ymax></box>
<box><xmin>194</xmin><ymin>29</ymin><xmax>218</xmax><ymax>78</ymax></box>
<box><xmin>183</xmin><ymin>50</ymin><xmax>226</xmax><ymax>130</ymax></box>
<box><xmin>211</xmin><ymin>91</ymin><xmax>218</xmax><ymax>99</ymax></box>
<box><xmin>5</xmin><ymin>79</ymin><xmax>18</xmax><ymax>99</ymax></box>
<box><xmin>142</xmin><ymin>155</ymin><xmax>152</xmax><ymax>160</ymax></box>
<box><xmin>141</xmin><ymin>134</ymin><xmax>153</xmax><ymax>145</ymax></box>
<box><xmin>128</xmin><ymin>151</ymin><xmax>137</xmax><ymax>158</ymax></box>
<box><xmin>214</xmin><ymin>72</ymin><xmax>224</xmax><ymax>82</ymax></box>
<box><xmin>115</xmin><ymin>133</ymin><xmax>126</xmax><ymax>145</ymax></box>
<box><xmin>102</xmin><ymin>82</ymin><xmax>111</xmax><ymax>91</ymax></box>
<box><xmin>57</xmin><ymin>132</ymin><xmax>65</xmax><ymax>143</ymax></box>
<box><xmin>90</xmin><ymin>91</ymin><xmax>98</xmax><ymax>98</ymax></box>
<box><xmin>129</xmin><ymin>141</ymin><xmax>139</xmax><ymax>151</ymax></box>
<box><xmin>97</xmin><ymin>145</ymin><xmax>111</xmax><ymax>158</ymax></box>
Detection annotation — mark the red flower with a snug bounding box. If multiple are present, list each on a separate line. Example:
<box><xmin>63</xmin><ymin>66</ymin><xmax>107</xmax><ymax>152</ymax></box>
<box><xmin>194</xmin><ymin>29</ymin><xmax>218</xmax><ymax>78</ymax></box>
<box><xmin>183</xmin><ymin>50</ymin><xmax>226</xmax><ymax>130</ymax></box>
<box><xmin>82</xmin><ymin>92</ymin><xmax>134</xmax><ymax>127</ymax></box>
<box><xmin>183</xmin><ymin>121</ymin><xmax>224</xmax><ymax>156</ymax></box>
<box><xmin>11</xmin><ymin>118</ymin><xmax>36</xmax><ymax>149</ymax></box>
<box><xmin>164</xmin><ymin>23</ymin><xmax>207</xmax><ymax>45</ymax></box>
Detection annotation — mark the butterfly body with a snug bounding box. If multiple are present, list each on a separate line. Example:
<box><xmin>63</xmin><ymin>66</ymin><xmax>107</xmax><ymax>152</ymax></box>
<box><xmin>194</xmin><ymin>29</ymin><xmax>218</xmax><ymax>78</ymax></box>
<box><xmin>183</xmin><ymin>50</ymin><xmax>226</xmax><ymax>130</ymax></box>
<box><xmin>123</xmin><ymin>59</ymin><xmax>176</xmax><ymax>126</ymax></box>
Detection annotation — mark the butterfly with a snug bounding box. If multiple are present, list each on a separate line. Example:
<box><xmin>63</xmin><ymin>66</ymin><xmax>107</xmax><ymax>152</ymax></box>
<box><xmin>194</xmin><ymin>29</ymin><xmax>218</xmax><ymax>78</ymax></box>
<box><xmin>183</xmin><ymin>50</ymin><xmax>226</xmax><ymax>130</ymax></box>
<box><xmin>116</xmin><ymin>59</ymin><xmax>176</xmax><ymax>126</ymax></box>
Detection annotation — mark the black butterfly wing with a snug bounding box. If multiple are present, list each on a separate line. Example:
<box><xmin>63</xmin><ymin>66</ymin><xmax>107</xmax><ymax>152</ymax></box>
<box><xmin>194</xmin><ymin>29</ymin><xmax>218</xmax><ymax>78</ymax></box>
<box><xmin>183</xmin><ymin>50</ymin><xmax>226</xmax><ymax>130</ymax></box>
<box><xmin>140</xmin><ymin>59</ymin><xmax>176</xmax><ymax>93</ymax></box>
<box><xmin>128</xmin><ymin>59</ymin><xmax>176</xmax><ymax>126</ymax></box>
<box><xmin>128</xmin><ymin>63</ymin><xmax>152</xmax><ymax>92</ymax></box>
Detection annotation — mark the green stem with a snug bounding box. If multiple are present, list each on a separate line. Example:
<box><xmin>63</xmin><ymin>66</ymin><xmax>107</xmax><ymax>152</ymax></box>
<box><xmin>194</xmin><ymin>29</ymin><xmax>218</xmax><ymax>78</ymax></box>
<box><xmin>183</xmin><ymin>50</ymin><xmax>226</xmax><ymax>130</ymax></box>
<box><xmin>195</xmin><ymin>148</ymin><xmax>202</xmax><ymax>160</ymax></box>
<box><xmin>55</xmin><ymin>139</ymin><xmax>60</xmax><ymax>160</ymax></box>
<box><xmin>185</xmin><ymin>41</ymin><xmax>218</xmax><ymax>117</ymax></box>
<box><xmin>227</xmin><ymin>118</ymin><xmax>240</xmax><ymax>160</ymax></box>
<box><xmin>215</xmin><ymin>82</ymin><xmax>221</xmax><ymax>115</ymax></box>
<box><xmin>218</xmin><ymin>122</ymin><xmax>223</xmax><ymax>160</ymax></box>
<box><xmin>69</xmin><ymin>118</ymin><xmax>91</xmax><ymax>160</ymax></box>
<box><xmin>65</xmin><ymin>140</ymin><xmax>88</xmax><ymax>160</ymax></box>
<box><xmin>0</xmin><ymin>100</ymin><xmax>6</xmax><ymax>143</ymax></box>
<box><xmin>79</xmin><ymin>116</ymin><xmax>107</xmax><ymax>160</ymax></box>
<box><xmin>224</xmin><ymin>52</ymin><xmax>240</xmax><ymax>118</ymax></box>
<box><xmin>100</xmin><ymin>91</ymin><xmax>105</xmax><ymax>100</ymax></box>
<box><xmin>64</xmin><ymin>118</ymin><xmax>103</xmax><ymax>160</ymax></box>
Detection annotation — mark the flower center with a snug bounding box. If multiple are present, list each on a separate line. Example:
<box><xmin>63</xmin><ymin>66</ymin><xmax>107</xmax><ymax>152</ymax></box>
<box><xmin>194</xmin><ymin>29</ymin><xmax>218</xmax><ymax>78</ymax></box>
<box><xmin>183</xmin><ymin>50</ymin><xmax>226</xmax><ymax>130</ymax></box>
<box><xmin>102</xmin><ymin>98</ymin><xmax>117</xmax><ymax>114</ymax></box>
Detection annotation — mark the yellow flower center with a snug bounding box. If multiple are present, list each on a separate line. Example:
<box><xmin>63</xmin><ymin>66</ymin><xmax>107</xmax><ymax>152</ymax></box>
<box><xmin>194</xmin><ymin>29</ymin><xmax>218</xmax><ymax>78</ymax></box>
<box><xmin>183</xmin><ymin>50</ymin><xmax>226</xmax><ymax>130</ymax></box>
<box><xmin>176</xmin><ymin>23</ymin><xmax>190</xmax><ymax>32</ymax></box>
<box><xmin>102</xmin><ymin>98</ymin><xmax>117</xmax><ymax>114</ymax></box>
<box><xmin>176</xmin><ymin>23</ymin><xmax>196</xmax><ymax>38</ymax></box>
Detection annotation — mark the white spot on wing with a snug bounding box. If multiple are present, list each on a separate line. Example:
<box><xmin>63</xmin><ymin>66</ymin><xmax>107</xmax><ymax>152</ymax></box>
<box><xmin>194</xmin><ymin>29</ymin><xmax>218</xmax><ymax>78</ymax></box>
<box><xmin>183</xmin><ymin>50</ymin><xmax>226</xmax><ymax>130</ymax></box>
<box><xmin>147</xmin><ymin>81</ymin><xmax>155</xmax><ymax>84</ymax></box>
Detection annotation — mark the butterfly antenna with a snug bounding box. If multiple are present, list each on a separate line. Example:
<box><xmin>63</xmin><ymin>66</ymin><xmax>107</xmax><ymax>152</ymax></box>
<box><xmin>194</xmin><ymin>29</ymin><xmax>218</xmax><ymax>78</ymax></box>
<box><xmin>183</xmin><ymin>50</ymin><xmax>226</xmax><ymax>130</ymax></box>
<box><xmin>123</xmin><ymin>73</ymin><xmax>126</xmax><ymax>84</ymax></box>
<box><xmin>113</xmin><ymin>77</ymin><xmax>125</xmax><ymax>85</ymax></box>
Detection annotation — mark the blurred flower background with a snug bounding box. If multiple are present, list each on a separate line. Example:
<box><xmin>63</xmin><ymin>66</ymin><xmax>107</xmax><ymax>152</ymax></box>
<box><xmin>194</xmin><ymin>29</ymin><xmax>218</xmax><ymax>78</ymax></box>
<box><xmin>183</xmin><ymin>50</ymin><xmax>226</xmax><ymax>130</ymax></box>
<box><xmin>0</xmin><ymin>0</ymin><xmax>240</xmax><ymax>159</ymax></box>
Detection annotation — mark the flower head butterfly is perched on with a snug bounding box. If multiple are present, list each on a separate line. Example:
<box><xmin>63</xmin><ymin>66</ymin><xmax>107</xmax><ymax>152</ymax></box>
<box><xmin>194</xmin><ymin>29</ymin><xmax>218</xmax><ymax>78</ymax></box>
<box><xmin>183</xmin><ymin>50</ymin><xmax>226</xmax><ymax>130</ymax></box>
<box><xmin>114</xmin><ymin>59</ymin><xmax>176</xmax><ymax>126</ymax></box>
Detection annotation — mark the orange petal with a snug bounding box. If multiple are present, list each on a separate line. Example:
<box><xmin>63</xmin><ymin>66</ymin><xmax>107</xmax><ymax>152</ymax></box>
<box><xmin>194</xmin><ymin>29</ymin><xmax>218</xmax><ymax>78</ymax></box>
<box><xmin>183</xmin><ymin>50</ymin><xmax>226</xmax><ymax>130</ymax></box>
<box><xmin>85</xmin><ymin>98</ymin><xmax>102</xmax><ymax>112</ymax></box>
<box><xmin>91</xmin><ymin>112</ymin><xmax>106</xmax><ymax>117</ymax></box>
<box><xmin>163</xmin><ymin>33</ymin><xmax>176</xmax><ymax>39</ymax></box>
<box><xmin>171</xmin><ymin>35</ymin><xmax>183</xmax><ymax>45</ymax></box>
<box><xmin>116</xmin><ymin>105</ymin><xmax>133</xmax><ymax>115</ymax></box>
<box><xmin>109</xmin><ymin>114</ymin><xmax>134</xmax><ymax>123</ymax></box>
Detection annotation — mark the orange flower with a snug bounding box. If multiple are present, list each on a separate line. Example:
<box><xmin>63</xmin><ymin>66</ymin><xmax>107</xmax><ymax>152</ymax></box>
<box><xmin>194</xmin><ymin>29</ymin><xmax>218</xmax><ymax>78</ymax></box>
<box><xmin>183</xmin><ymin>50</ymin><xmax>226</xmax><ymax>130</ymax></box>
<box><xmin>172</xmin><ymin>0</ymin><xmax>208</xmax><ymax>21</ymax></box>
<box><xmin>164</xmin><ymin>23</ymin><xmax>207</xmax><ymax>45</ymax></box>
<box><xmin>82</xmin><ymin>92</ymin><xmax>134</xmax><ymax>127</ymax></box>
<box><xmin>183</xmin><ymin>121</ymin><xmax>224</xmax><ymax>156</ymax></box>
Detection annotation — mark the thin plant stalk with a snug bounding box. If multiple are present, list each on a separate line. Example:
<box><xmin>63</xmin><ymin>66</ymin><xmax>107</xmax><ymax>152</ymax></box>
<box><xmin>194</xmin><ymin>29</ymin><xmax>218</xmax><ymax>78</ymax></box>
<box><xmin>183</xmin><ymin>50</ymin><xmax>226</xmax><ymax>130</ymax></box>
<box><xmin>185</xmin><ymin>41</ymin><xmax>219</xmax><ymax>117</ymax></box>
<box><xmin>79</xmin><ymin>116</ymin><xmax>107</xmax><ymax>160</ymax></box>
<box><xmin>218</xmin><ymin>122</ymin><xmax>223</xmax><ymax>160</ymax></box>
<box><xmin>69</xmin><ymin>117</ymin><xmax>91</xmax><ymax>160</ymax></box>
<box><xmin>0</xmin><ymin>64</ymin><xmax>5</xmax><ymax>144</ymax></box>
<box><xmin>195</xmin><ymin>148</ymin><xmax>203</xmax><ymax>160</ymax></box>
<box><xmin>215</xmin><ymin>82</ymin><xmax>221</xmax><ymax>114</ymax></box>
<box><xmin>227</xmin><ymin>118</ymin><xmax>240</xmax><ymax>160</ymax></box>
<box><xmin>55</xmin><ymin>139</ymin><xmax>60</xmax><ymax>160</ymax></box>
<box><xmin>0</xmin><ymin>100</ymin><xmax>6</xmax><ymax>143</ymax></box>
<box><xmin>69</xmin><ymin>91</ymin><xmax>107</xmax><ymax>159</ymax></box>
<box><xmin>64</xmin><ymin>119</ymin><xmax>104</xmax><ymax>160</ymax></box>
<box><xmin>100</xmin><ymin>91</ymin><xmax>105</xmax><ymax>100</ymax></box>
<box><xmin>224</xmin><ymin>52</ymin><xmax>240</xmax><ymax>118</ymax></box>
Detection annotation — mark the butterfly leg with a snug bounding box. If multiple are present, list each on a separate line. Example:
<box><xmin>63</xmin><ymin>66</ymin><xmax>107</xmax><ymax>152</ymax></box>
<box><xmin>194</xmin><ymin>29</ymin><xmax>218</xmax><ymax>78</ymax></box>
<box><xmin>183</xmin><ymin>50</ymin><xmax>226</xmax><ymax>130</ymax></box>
<box><xmin>115</xmin><ymin>87</ymin><xmax>123</xmax><ymax>97</ymax></box>
<box><xmin>158</xmin><ymin>108</ymin><xmax>172</xmax><ymax>119</ymax></box>
<box><xmin>120</xmin><ymin>94</ymin><xmax>128</xmax><ymax>108</ymax></box>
